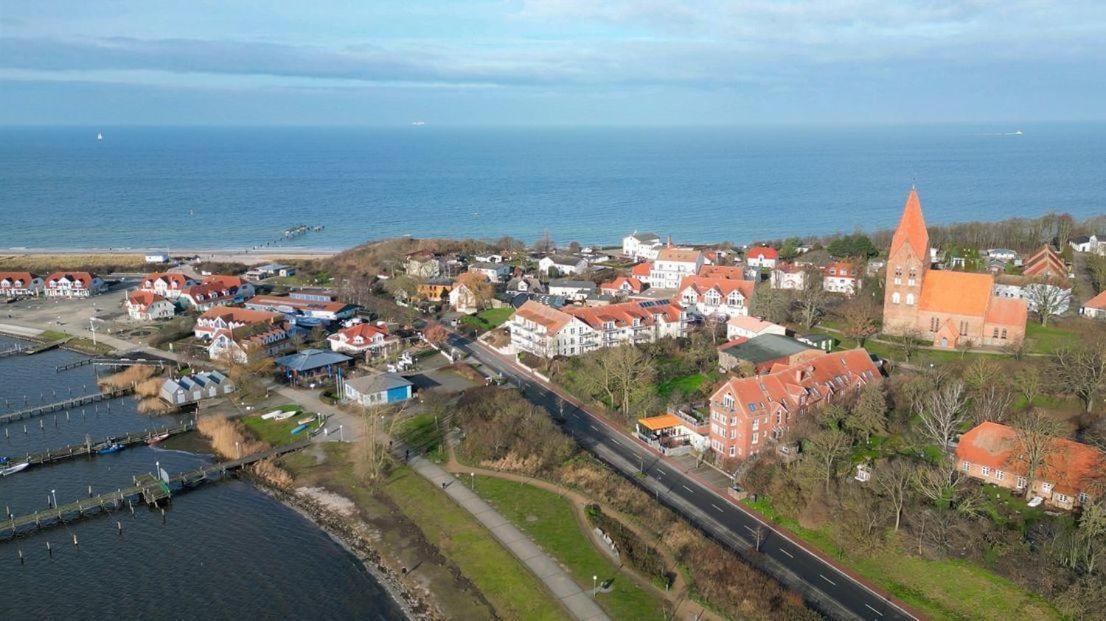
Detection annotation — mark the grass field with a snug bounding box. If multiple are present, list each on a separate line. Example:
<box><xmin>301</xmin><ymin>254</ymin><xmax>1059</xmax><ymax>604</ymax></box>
<box><xmin>386</xmin><ymin>468</ymin><xmax>570</xmax><ymax>621</ymax></box>
<box><xmin>656</xmin><ymin>373</ymin><xmax>706</xmax><ymax>398</ymax></box>
<box><xmin>0</xmin><ymin>253</ymin><xmax>148</xmax><ymax>273</ymax></box>
<box><xmin>460</xmin><ymin>307</ymin><xmax>515</xmax><ymax>331</ymax></box>
<box><xmin>397</xmin><ymin>412</ymin><xmax>445</xmax><ymax>461</ymax></box>
<box><xmin>473</xmin><ymin>476</ymin><xmax>667</xmax><ymax>621</ymax></box>
<box><xmin>241</xmin><ymin>405</ymin><xmax>311</xmax><ymax>446</ymax></box>
<box><xmin>1024</xmin><ymin>322</ymin><xmax>1081</xmax><ymax>353</ymax></box>
<box><xmin>744</xmin><ymin>496</ymin><xmax>1059</xmax><ymax>621</ymax></box>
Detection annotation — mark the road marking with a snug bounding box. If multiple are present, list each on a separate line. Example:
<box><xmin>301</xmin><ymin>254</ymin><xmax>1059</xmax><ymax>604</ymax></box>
<box><xmin>611</xmin><ymin>437</ymin><xmax>623</xmax><ymax>446</ymax></box>
<box><xmin>819</xmin><ymin>574</ymin><xmax>836</xmax><ymax>586</ymax></box>
<box><xmin>711</xmin><ymin>503</ymin><xmax>724</xmax><ymax>513</ymax></box>
<box><xmin>656</xmin><ymin>468</ymin><xmax>666</xmax><ymax>476</ymax></box>
<box><xmin>681</xmin><ymin>484</ymin><xmax>694</xmax><ymax>493</ymax></box>
<box><xmin>865</xmin><ymin>604</ymin><xmax>884</xmax><ymax>616</ymax></box>
<box><xmin>744</xmin><ymin>525</ymin><xmax>756</xmax><ymax>534</ymax></box>
<box><xmin>589</xmin><ymin>424</ymin><xmax>599</xmax><ymax>431</ymax></box>
<box><xmin>778</xmin><ymin>548</ymin><xmax>794</xmax><ymax>558</ymax></box>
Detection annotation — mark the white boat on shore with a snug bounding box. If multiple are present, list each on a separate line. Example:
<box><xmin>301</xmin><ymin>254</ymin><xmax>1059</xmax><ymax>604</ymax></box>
<box><xmin>261</xmin><ymin>409</ymin><xmax>298</xmax><ymax>421</ymax></box>
<box><xmin>1</xmin><ymin>462</ymin><xmax>29</xmax><ymax>476</ymax></box>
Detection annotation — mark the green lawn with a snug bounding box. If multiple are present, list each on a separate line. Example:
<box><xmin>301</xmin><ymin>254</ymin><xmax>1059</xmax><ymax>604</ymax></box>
<box><xmin>386</xmin><ymin>468</ymin><xmax>570</xmax><ymax>621</ymax></box>
<box><xmin>1024</xmin><ymin>322</ymin><xmax>1081</xmax><ymax>354</ymax></box>
<box><xmin>397</xmin><ymin>412</ymin><xmax>445</xmax><ymax>460</ymax></box>
<box><xmin>657</xmin><ymin>373</ymin><xmax>706</xmax><ymax>398</ymax></box>
<box><xmin>241</xmin><ymin>405</ymin><xmax>313</xmax><ymax>446</ymax></box>
<box><xmin>38</xmin><ymin>329</ymin><xmax>69</xmax><ymax>342</ymax></box>
<box><xmin>460</xmin><ymin>307</ymin><xmax>515</xmax><ymax>331</ymax></box>
<box><xmin>744</xmin><ymin>496</ymin><xmax>1059</xmax><ymax>621</ymax></box>
<box><xmin>473</xmin><ymin>476</ymin><xmax>668</xmax><ymax>621</ymax></box>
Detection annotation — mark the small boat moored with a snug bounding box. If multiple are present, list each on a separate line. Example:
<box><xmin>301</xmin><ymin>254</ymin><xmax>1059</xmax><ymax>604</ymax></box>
<box><xmin>1</xmin><ymin>462</ymin><xmax>30</xmax><ymax>476</ymax></box>
<box><xmin>146</xmin><ymin>433</ymin><xmax>170</xmax><ymax>446</ymax></box>
<box><xmin>290</xmin><ymin>423</ymin><xmax>310</xmax><ymax>435</ymax></box>
<box><xmin>95</xmin><ymin>443</ymin><xmax>124</xmax><ymax>455</ymax></box>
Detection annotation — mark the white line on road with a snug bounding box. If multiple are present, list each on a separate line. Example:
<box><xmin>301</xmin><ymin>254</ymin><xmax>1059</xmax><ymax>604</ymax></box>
<box><xmin>681</xmin><ymin>484</ymin><xmax>694</xmax><ymax>493</ymax></box>
<box><xmin>865</xmin><ymin>604</ymin><xmax>884</xmax><ymax>616</ymax></box>
<box><xmin>778</xmin><ymin>548</ymin><xmax>794</xmax><ymax>558</ymax></box>
<box><xmin>656</xmin><ymin>468</ymin><xmax>666</xmax><ymax>476</ymax></box>
<box><xmin>589</xmin><ymin>424</ymin><xmax>599</xmax><ymax>431</ymax></box>
<box><xmin>744</xmin><ymin>525</ymin><xmax>756</xmax><ymax>534</ymax></box>
<box><xmin>819</xmin><ymin>574</ymin><xmax>836</xmax><ymax>586</ymax></box>
<box><xmin>711</xmin><ymin>503</ymin><xmax>724</xmax><ymax>513</ymax></box>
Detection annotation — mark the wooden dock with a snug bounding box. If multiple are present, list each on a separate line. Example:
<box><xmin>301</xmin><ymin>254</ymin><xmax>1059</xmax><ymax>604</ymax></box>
<box><xmin>0</xmin><ymin>344</ymin><xmax>27</xmax><ymax>359</ymax></box>
<box><xmin>0</xmin><ymin>387</ymin><xmax>133</xmax><ymax>425</ymax></box>
<box><xmin>1</xmin><ymin>440</ymin><xmax>310</xmax><ymax>541</ymax></box>
<box><xmin>55</xmin><ymin>358</ymin><xmax>93</xmax><ymax>372</ymax></box>
<box><xmin>3</xmin><ymin>419</ymin><xmax>195</xmax><ymax>469</ymax></box>
<box><xmin>22</xmin><ymin>338</ymin><xmax>72</xmax><ymax>356</ymax></box>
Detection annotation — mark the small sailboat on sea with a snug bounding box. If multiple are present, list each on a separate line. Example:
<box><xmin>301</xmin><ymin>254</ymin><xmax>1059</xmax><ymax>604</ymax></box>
<box><xmin>95</xmin><ymin>442</ymin><xmax>123</xmax><ymax>455</ymax></box>
<box><xmin>97</xmin><ymin>131</ymin><xmax>103</xmax><ymax>142</ymax></box>
<box><xmin>1</xmin><ymin>462</ymin><xmax>30</xmax><ymax>476</ymax></box>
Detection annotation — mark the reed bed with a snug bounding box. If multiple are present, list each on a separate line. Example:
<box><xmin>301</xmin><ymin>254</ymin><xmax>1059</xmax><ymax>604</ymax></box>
<box><xmin>97</xmin><ymin>365</ymin><xmax>156</xmax><ymax>391</ymax></box>
<box><xmin>137</xmin><ymin>397</ymin><xmax>173</xmax><ymax>415</ymax></box>
<box><xmin>195</xmin><ymin>415</ymin><xmax>292</xmax><ymax>488</ymax></box>
<box><xmin>134</xmin><ymin>377</ymin><xmax>163</xmax><ymax>398</ymax></box>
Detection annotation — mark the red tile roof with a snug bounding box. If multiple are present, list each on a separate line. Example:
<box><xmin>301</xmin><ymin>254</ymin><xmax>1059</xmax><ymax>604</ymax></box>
<box><xmin>1022</xmin><ymin>245</ymin><xmax>1066</xmax><ymax>278</ymax></box>
<box><xmin>182</xmin><ymin>282</ymin><xmax>239</xmax><ymax>303</ymax></box>
<box><xmin>889</xmin><ymin>188</ymin><xmax>929</xmax><ymax>260</ymax></box>
<box><xmin>599</xmin><ymin>276</ymin><xmax>645</xmax><ymax>293</ymax></box>
<box><xmin>631</xmin><ymin>262</ymin><xmax>653</xmax><ymax>277</ymax></box>
<box><xmin>1084</xmin><ymin>290</ymin><xmax>1106</xmax><ymax>311</ymax></box>
<box><xmin>699</xmin><ymin>265</ymin><xmax>746</xmax><ymax>279</ymax></box>
<box><xmin>44</xmin><ymin>272</ymin><xmax>96</xmax><ymax>288</ymax></box>
<box><xmin>746</xmin><ymin>246</ymin><xmax>779</xmax><ymax>260</ymax></box>
<box><xmin>823</xmin><ymin>262</ymin><xmax>857</xmax><ymax>278</ymax></box>
<box><xmin>203</xmin><ymin>274</ymin><xmax>245</xmax><ymax>288</ymax></box>
<box><xmin>567</xmin><ymin>299</ymin><xmax>683</xmax><ymax>330</ymax></box>
<box><xmin>657</xmin><ymin>248</ymin><xmax>704</xmax><ymax>263</ymax></box>
<box><xmin>984</xmin><ymin>296</ymin><xmax>1029</xmax><ymax>327</ymax></box>
<box><xmin>247</xmin><ymin>294</ymin><xmax>349</xmax><ymax>313</ymax></box>
<box><xmin>918</xmin><ymin>270</ymin><xmax>995</xmax><ymax>317</ymax></box>
<box><xmin>956</xmin><ymin>422</ymin><xmax>1106</xmax><ymax>496</ymax></box>
<box><xmin>335</xmin><ymin>323</ymin><xmax>389</xmax><ymax>341</ymax></box>
<box><xmin>515</xmin><ymin>300</ymin><xmax>575</xmax><ymax>334</ymax></box>
<box><xmin>199</xmin><ymin>306</ymin><xmax>282</xmax><ymax>325</ymax></box>
<box><xmin>0</xmin><ymin>272</ymin><xmax>36</xmax><ymax>286</ymax></box>
<box><xmin>677</xmin><ymin>275</ymin><xmax>756</xmax><ymax>300</ymax></box>
<box><xmin>141</xmin><ymin>272</ymin><xmax>194</xmax><ymax>289</ymax></box>
<box><xmin>127</xmin><ymin>291</ymin><xmax>167</xmax><ymax>310</ymax></box>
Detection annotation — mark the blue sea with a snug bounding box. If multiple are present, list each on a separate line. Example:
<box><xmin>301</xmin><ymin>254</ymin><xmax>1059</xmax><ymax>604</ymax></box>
<box><xmin>1</xmin><ymin>124</ymin><xmax>1104</xmax><ymax>251</ymax></box>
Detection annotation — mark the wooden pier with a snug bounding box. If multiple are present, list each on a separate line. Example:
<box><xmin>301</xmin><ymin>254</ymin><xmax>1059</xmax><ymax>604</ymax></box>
<box><xmin>55</xmin><ymin>358</ymin><xmax>93</xmax><ymax>372</ymax></box>
<box><xmin>0</xmin><ymin>440</ymin><xmax>311</xmax><ymax>541</ymax></box>
<box><xmin>22</xmin><ymin>338</ymin><xmax>72</xmax><ymax>356</ymax></box>
<box><xmin>3</xmin><ymin>419</ymin><xmax>195</xmax><ymax>469</ymax></box>
<box><xmin>0</xmin><ymin>387</ymin><xmax>133</xmax><ymax>425</ymax></box>
<box><xmin>90</xmin><ymin>355</ymin><xmax>174</xmax><ymax>369</ymax></box>
<box><xmin>0</xmin><ymin>344</ymin><xmax>27</xmax><ymax>359</ymax></box>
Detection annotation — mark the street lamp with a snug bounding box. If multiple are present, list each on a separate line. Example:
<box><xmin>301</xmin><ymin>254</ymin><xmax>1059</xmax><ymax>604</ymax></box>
<box><xmin>51</xmin><ymin>489</ymin><xmax>57</xmax><ymax>508</ymax></box>
<box><xmin>470</xmin><ymin>472</ymin><xmax>475</xmax><ymax>490</ymax></box>
<box><xmin>592</xmin><ymin>575</ymin><xmax>597</xmax><ymax>596</ymax></box>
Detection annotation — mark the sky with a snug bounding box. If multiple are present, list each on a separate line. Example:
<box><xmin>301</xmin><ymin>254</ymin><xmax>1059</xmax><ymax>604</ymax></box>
<box><xmin>2</xmin><ymin>1</ymin><xmax>1105</xmax><ymax>126</ymax></box>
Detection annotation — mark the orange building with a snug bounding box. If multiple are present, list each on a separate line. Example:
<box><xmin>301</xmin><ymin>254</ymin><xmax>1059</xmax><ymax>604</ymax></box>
<box><xmin>882</xmin><ymin>189</ymin><xmax>1027</xmax><ymax>349</ymax></box>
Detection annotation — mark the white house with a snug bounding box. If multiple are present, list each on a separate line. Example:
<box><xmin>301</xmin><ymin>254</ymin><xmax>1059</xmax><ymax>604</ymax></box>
<box><xmin>822</xmin><ymin>262</ymin><xmax>862</xmax><ymax>296</ymax></box>
<box><xmin>43</xmin><ymin>272</ymin><xmax>105</xmax><ymax>298</ymax></box>
<box><xmin>1081</xmin><ymin>290</ymin><xmax>1106</xmax><ymax>319</ymax></box>
<box><xmin>986</xmin><ymin>248</ymin><xmax>1020</xmax><ymax>264</ymax></box>
<box><xmin>125</xmin><ymin>291</ymin><xmax>176</xmax><ymax>321</ymax></box>
<box><xmin>160</xmin><ymin>371</ymin><xmax>235</xmax><ymax>405</ymax></box>
<box><xmin>771</xmin><ymin>263</ymin><xmax>808</xmax><ymax>290</ymax></box>
<box><xmin>449</xmin><ymin>283</ymin><xmax>480</xmax><ymax>313</ymax></box>
<box><xmin>548</xmin><ymin>279</ymin><xmax>598</xmax><ymax>302</ymax></box>
<box><xmin>509</xmin><ymin>299</ymin><xmax>686</xmax><ymax>358</ymax></box>
<box><xmin>648</xmin><ymin>247</ymin><xmax>704</xmax><ymax>289</ymax></box>
<box><xmin>727</xmin><ymin>316</ymin><xmax>787</xmax><ymax>340</ymax></box>
<box><xmin>145</xmin><ymin>253</ymin><xmax>171</xmax><ymax>264</ymax></box>
<box><xmin>0</xmin><ymin>272</ymin><xmax>43</xmax><ymax>297</ymax></box>
<box><xmin>677</xmin><ymin>275</ymin><xmax>756</xmax><ymax>318</ymax></box>
<box><xmin>745</xmin><ymin>246</ymin><xmax>779</xmax><ymax>269</ymax></box>
<box><xmin>328</xmin><ymin>322</ymin><xmax>400</xmax><ymax>357</ymax></box>
<box><xmin>1070</xmin><ymin>235</ymin><xmax>1106</xmax><ymax>255</ymax></box>
<box><xmin>343</xmin><ymin>372</ymin><xmax>414</xmax><ymax>407</ymax></box>
<box><xmin>468</xmin><ymin>262</ymin><xmax>511</xmax><ymax>282</ymax></box>
<box><xmin>994</xmin><ymin>281</ymin><xmax>1072</xmax><ymax>316</ymax></box>
<box><xmin>622</xmin><ymin>232</ymin><xmax>663</xmax><ymax>261</ymax></box>
<box><xmin>539</xmin><ymin>255</ymin><xmax>589</xmax><ymax>275</ymax></box>
<box><xmin>138</xmin><ymin>272</ymin><xmax>197</xmax><ymax>299</ymax></box>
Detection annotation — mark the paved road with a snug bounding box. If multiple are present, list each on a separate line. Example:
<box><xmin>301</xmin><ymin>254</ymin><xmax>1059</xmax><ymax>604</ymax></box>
<box><xmin>448</xmin><ymin>333</ymin><xmax>916</xmax><ymax>621</ymax></box>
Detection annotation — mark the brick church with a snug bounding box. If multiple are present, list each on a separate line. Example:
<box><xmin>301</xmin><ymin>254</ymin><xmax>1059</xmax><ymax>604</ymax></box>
<box><xmin>882</xmin><ymin>189</ymin><xmax>1027</xmax><ymax>349</ymax></box>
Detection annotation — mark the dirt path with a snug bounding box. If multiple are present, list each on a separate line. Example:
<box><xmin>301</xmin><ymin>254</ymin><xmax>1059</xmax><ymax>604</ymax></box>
<box><xmin>444</xmin><ymin>450</ymin><xmax>722</xmax><ymax>621</ymax></box>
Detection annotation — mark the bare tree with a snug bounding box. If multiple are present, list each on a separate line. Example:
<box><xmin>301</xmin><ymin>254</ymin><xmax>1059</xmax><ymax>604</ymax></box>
<box><xmin>838</xmin><ymin>294</ymin><xmax>881</xmax><ymax>347</ymax></box>
<box><xmin>1024</xmin><ymin>281</ymin><xmax>1071</xmax><ymax>326</ymax></box>
<box><xmin>918</xmin><ymin>380</ymin><xmax>969</xmax><ymax>451</ymax></box>
<box><xmin>1010</xmin><ymin>409</ymin><xmax>1064</xmax><ymax>489</ymax></box>
<box><xmin>582</xmin><ymin>346</ymin><xmax>656</xmax><ymax>416</ymax></box>
<box><xmin>805</xmin><ymin>427</ymin><xmax>851</xmax><ymax>492</ymax></box>
<box><xmin>876</xmin><ymin>458</ymin><xmax>915</xmax><ymax>531</ymax></box>
<box><xmin>845</xmin><ymin>382</ymin><xmax>887</xmax><ymax>443</ymax></box>
<box><xmin>534</xmin><ymin>231</ymin><xmax>556</xmax><ymax>254</ymax></box>
<box><xmin>794</xmin><ymin>268</ymin><xmax>829</xmax><ymax>329</ymax></box>
<box><xmin>1051</xmin><ymin>341</ymin><xmax>1106</xmax><ymax>413</ymax></box>
<box><xmin>890</xmin><ymin>328</ymin><xmax>924</xmax><ymax>362</ymax></box>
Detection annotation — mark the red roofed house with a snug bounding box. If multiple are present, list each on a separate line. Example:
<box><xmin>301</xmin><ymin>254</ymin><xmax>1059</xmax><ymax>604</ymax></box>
<box><xmin>124</xmin><ymin>291</ymin><xmax>176</xmax><ymax>321</ymax></box>
<box><xmin>1081</xmin><ymin>290</ymin><xmax>1106</xmax><ymax>319</ymax></box>
<box><xmin>194</xmin><ymin>307</ymin><xmax>285</xmax><ymax>339</ymax></box>
<box><xmin>956</xmin><ymin>422</ymin><xmax>1105</xmax><ymax>510</ymax></box>
<box><xmin>822</xmin><ymin>262</ymin><xmax>862</xmax><ymax>296</ymax></box>
<box><xmin>726</xmin><ymin>315</ymin><xmax>786</xmax><ymax>340</ymax></box>
<box><xmin>44</xmin><ymin>272</ymin><xmax>105</xmax><ymax>298</ymax></box>
<box><xmin>509</xmin><ymin>298</ymin><xmax>687</xmax><ymax>358</ymax></box>
<box><xmin>677</xmin><ymin>275</ymin><xmax>757</xmax><ymax>318</ymax></box>
<box><xmin>138</xmin><ymin>272</ymin><xmax>197</xmax><ymax>299</ymax></box>
<box><xmin>599</xmin><ymin>276</ymin><xmax>645</xmax><ymax>297</ymax></box>
<box><xmin>1021</xmin><ymin>245</ymin><xmax>1067</xmax><ymax>279</ymax></box>
<box><xmin>708</xmin><ymin>349</ymin><xmax>881</xmax><ymax>460</ymax></box>
<box><xmin>195</xmin><ymin>307</ymin><xmax>295</xmax><ymax>362</ymax></box>
<box><xmin>745</xmin><ymin>246</ymin><xmax>779</xmax><ymax>269</ymax></box>
<box><xmin>0</xmin><ymin>272</ymin><xmax>43</xmax><ymax>297</ymax></box>
<box><xmin>699</xmin><ymin>265</ymin><xmax>746</xmax><ymax>280</ymax></box>
<box><xmin>179</xmin><ymin>275</ymin><xmax>255</xmax><ymax>311</ymax></box>
<box><xmin>882</xmin><ymin>189</ymin><xmax>1027</xmax><ymax>349</ymax></box>
<box><xmin>771</xmin><ymin>262</ymin><xmax>809</xmax><ymax>290</ymax></box>
<box><xmin>328</xmin><ymin>322</ymin><xmax>400</xmax><ymax>358</ymax></box>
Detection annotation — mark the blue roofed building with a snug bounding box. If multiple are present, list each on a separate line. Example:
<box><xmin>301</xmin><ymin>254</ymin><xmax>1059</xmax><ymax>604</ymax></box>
<box><xmin>342</xmin><ymin>372</ymin><xmax>414</xmax><ymax>407</ymax></box>
<box><xmin>274</xmin><ymin>348</ymin><xmax>353</xmax><ymax>385</ymax></box>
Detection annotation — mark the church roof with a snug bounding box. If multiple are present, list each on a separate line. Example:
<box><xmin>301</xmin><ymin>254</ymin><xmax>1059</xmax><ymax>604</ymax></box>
<box><xmin>918</xmin><ymin>270</ymin><xmax>994</xmax><ymax>317</ymax></box>
<box><xmin>889</xmin><ymin>188</ymin><xmax>929</xmax><ymax>260</ymax></box>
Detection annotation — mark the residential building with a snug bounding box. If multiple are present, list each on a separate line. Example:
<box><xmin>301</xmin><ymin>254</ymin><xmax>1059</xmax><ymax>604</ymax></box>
<box><xmin>622</xmin><ymin>231</ymin><xmax>663</xmax><ymax>260</ymax></box>
<box><xmin>160</xmin><ymin>371</ymin><xmax>235</xmax><ymax>405</ymax></box>
<box><xmin>648</xmin><ymin>248</ymin><xmax>704</xmax><ymax>289</ymax></box>
<box><xmin>882</xmin><ymin>189</ymin><xmax>1027</xmax><ymax>349</ymax></box>
<box><xmin>417</xmin><ymin>277</ymin><xmax>454</xmax><ymax>300</ymax></box>
<box><xmin>676</xmin><ymin>275</ymin><xmax>756</xmax><ymax>318</ymax></box>
<box><xmin>43</xmin><ymin>272</ymin><xmax>105</xmax><ymax>298</ymax></box>
<box><xmin>125</xmin><ymin>291</ymin><xmax>176</xmax><ymax>321</ymax></box>
<box><xmin>509</xmin><ymin>292</ymin><xmax>567</xmax><ymax>309</ymax></box>
<box><xmin>716</xmin><ymin>334</ymin><xmax>821</xmax><ymax>373</ymax></box>
<box><xmin>994</xmin><ymin>277</ymin><xmax>1072</xmax><ymax>316</ymax></box>
<box><xmin>1021</xmin><ymin>245</ymin><xmax>1067</xmax><ymax>279</ymax></box>
<box><xmin>405</xmin><ymin>254</ymin><xmax>442</xmax><ymax>278</ymax></box>
<box><xmin>631</xmin><ymin>262</ymin><xmax>653</xmax><ymax>281</ymax></box>
<box><xmin>178</xmin><ymin>276</ymin><xmax>254</xmax><ymax>311</ymax></box>
<box><xmin>0</xmin><ymin>272</ymin><xmax>43</xmax><ymax>297</ymax></box>
<box><xmin>509</xmin><ymin>298</ymin><xmax>686</xmax><ymax>358</ymax></box>
<box><xmin>771</xmin><ymin>263</ymin><xmax>808</xmax><ymax>290</ymax></box>
<box><xmin>343</xmin><ymin>372</ymin><xmax>414</xmax><ymax>407</ymax></box>
<box><xmin>506</xmin><ymin>276</ymin><xmax>544</xmax><ymax>296</ymax></box>
<box><xmin>986</xmin><ymin>248</ymin><xmax>1020</xmax><ymax>263</ymax></box>
<box><xmin>548</xmin><ymin>279</ymin><xmax>598</xmax><ymax>301</ymax></box>
<box><xmin>822</xmin><ymin>262</ymin><xmax>862</xmax><ymax>295</ymax></box>
<box><xmin>245</xmin><ymin>263</ymin><xmax>295</xmax><ymax>279</ymax></box>
<box><xmin>956</xmin><ymin>422</ymin><xmax>1105</xmax><ymax>511</ymax></box>
<box><xmin>468</xmin><ymin>261</ymin><xmax>511</xmax><ymax>282</ymax></box>
<box><xmin>745</xmin><ymin>246</ymin><xmax>779</xmax><ymax>269</ymax></box>
<box><xmin>1081</xmin><ymin>290</ymin><xmax>1106</xmax><ymax>319</ymax></box>
<box><xmin>138</xmin><ymin>272</ymin><xmax>197</xmax><ymax>299</ymax></box>
<box><xmin>145</xmin><ymin>253</ymin><xmax>171</xmax><ymax>263</ymax></box>
<box><xmin>708</xmin><ymin>349</ymin><xmax>881</xmax><ymax>460</ymax></box>
<box><xmin>539</xmin><ymin>255</ymin><xmax>589</xmax><ymax>275</ymax></box>
<box><xmin>599</xmin><ymin>276</ymin><xmax>645</xmax><ymax>297</ymax></box>
<box><xmin>194</xmin><ymin>307</ymin><xmax>287</xmax><ymax>340</ymax></box>
<box><xmin>726</xmin><ymin>315</ymin><xmax>786</xmax><ymax>340</ymax></box>
<box><xmin>635</xmin><ymin>406</ymin><xmax>711</xmax><ymax>456</ymax></box>
<box><xmin>328</xmin><ymin>323</ymin><xmax>400</xmax><ymax>357</ymax></box>
<box><xmin>449</xmin><ymin>283</ymin><xmax>480</xmax><ymax>313</ymax></box>
<box><xmin>699</xmin><ymin>265</ymin><xmax>746</xmax><ymax>280</ymax></box>
<box><xmin>274</xmin><ymin>348</ymin><xmax>353</xmax><ymax>385</ymax></box>
<box><xmin>1070</xmin><ymin>234</ymin><xmax>1106</xmax><ymax>255</ymax></box>
<box><xmin>245</xmin><ymin>294</ymin><xmax>358</xmax><ymax>327</ymax></box>
<box><xmin>206</xmin><ymin>317</ymin><xmax>296</xmax><ymax>363</ymax></box>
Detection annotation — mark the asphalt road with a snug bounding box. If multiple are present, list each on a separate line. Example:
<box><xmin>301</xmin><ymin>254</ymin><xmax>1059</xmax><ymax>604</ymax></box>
<box><xmin>447</xmin><ymin>333</ymin><xmax>916</xmax><ymax>621</ymax></box>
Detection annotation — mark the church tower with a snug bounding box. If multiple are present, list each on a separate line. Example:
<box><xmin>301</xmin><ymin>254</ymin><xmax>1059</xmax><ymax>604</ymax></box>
<box><xmin>882</xmin><ymin>188</ymin><xmax>929</xmax><ymax>335</ymax></box>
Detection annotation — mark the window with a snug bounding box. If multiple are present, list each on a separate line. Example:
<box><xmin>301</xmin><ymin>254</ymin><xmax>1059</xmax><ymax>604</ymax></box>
<box><xmin>906</xmin><ymin>293</ymin><xmax>915</xmax><ymax>305</ymax></box>
<box><xmin>992</xmin><ymin>328</ymin><xmax>999</xmax><ymax>338</ymax></box>
<box><xmin>995</xmin><ymin>470</ymin><xmax>1005</xmax><ymax>481</ymax></box>
<box><xmin>981</xmin><ymin>466</ymin><xmax>990</xmax><ymax>476</ymax></box>
<box><xmin>1055</xmin><ymin>493</ymin><xmax>1069</xmax><ymax>503</ymax></box>
<box><xmin>1016</xmin><ymin>476</ymin><xmax>1028</xmax><ymax>489</ymax></box>
<box><xmin>961</xmin><ymin>461</ymin><xmax>970</xmax><ymax>473</ymax></box>
<box><xmin>1041</xmin><ymin>482</ymin><xmax>1053</xmax><ymax>494</ymax></box>
<box><xmin>728</xmin><ymin>446</ymin><xmax>735</xmax><ymax>457</ymax></box>
<box><xmin>959</xmin><ymin>321</ymin><xmax>968</xmax><ymax>336</ymax></box>
<box><xmin>751</xmin><ymin>432</ymin><xmax>759</xmax><ymax>444</ymax></box>
<box><xmin>1001</xmin><ymin>329</ymin><xmax>1008</xmax><ymax>340</ymax></box>
<box><xmin>892</xmin><ymin>292</ymin><xmax>901</xmax><ymax>304</ymax></box>
<box><xmin>776</xmin><ymin>412</ymin><xmax>783</xmax><ymax>424</ymax></box>
<box><xmin>722</xmin><ymin>394</ymin><xmax>734</xmax><ymax>409</ymax></box>
<box><xmin>1079</xmin><ymin>492</ymin><xmax>1090</xmax><ymax>505</ymax></box>
<box><xmin>931</xmin><ymin>317</ymin><xmax>940</xmax><ymax>332</ymax></box>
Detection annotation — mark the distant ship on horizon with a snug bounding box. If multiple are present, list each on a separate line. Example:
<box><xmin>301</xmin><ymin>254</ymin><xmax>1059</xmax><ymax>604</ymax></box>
<box><xmin>97</xmin><ymin>131</ymin><xmax>103</xmax><ymax>141</ymax></box>
<box><xmin>411</xmin><ymin>121</ymin><xmax>426</xmax><ymax>126</ymax></box>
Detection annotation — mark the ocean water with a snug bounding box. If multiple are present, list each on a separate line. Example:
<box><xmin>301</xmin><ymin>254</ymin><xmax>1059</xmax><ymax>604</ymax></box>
<box><xmin>0</xmin><ymin>337</ymin><xmax>403</xmax><ymax>620</ymax></box>
<box><xmin>1</xmin><ymin>124</ymin><xmax>1104</xmax><ymax>251</ymax></box>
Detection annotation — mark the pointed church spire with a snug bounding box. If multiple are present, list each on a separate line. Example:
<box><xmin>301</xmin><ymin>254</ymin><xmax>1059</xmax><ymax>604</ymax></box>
<box><xmin>890</xmin><ymin>187</ymin><xmax>929</xmax><ymax>259</ymax></box>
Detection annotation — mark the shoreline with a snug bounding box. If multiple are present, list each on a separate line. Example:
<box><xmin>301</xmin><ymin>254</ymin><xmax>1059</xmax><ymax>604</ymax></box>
<box><xmin>254</xmin><ymin>479</ymin><xmax>439</xmax><ymax>621</ymax></box>
<box><xmin>1</xmin><ymin>247</ymin><xmax>343</xmax><ymax>256</ymax></box>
